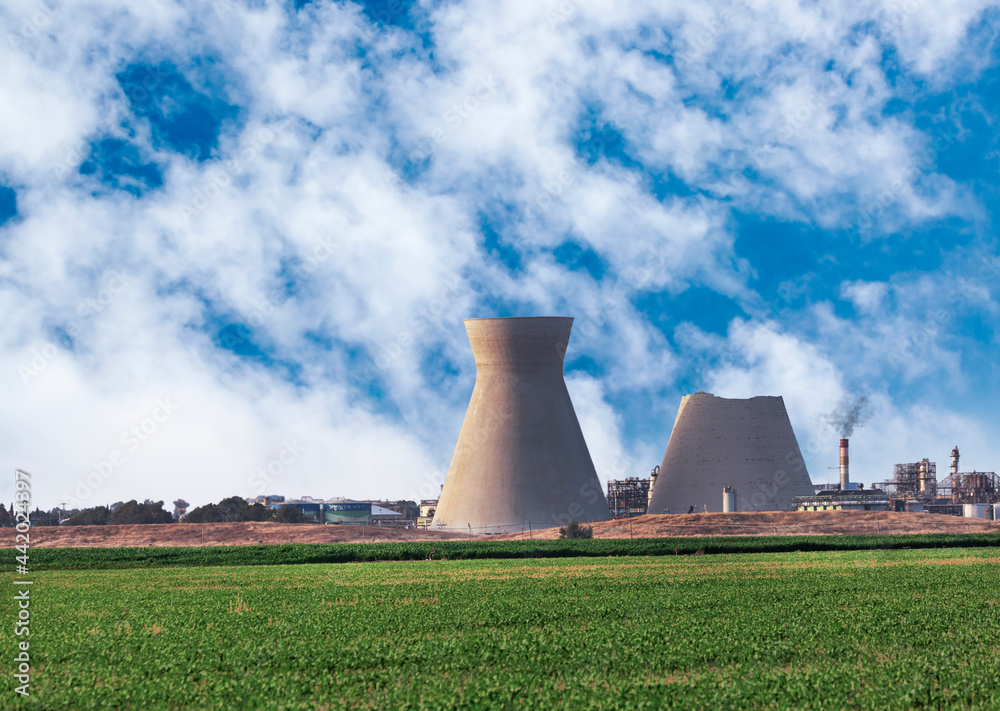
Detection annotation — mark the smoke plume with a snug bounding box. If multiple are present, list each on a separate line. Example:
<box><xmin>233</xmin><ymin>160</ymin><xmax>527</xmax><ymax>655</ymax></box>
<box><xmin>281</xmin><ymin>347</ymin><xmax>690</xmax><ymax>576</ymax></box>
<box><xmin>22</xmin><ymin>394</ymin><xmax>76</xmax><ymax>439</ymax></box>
<box><xmin>833</xmin><ymin>395</ymin><xmax>871</xmax><ymax>438</ymax></box>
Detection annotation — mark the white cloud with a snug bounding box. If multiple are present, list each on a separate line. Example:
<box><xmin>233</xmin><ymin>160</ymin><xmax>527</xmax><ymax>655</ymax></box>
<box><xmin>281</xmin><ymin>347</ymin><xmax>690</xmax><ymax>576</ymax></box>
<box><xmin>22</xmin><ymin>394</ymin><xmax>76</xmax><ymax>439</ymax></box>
<box><xmin>1</xmin><ymin>0</ymin><xmax>998</xmax><ymax>509</ymax></box>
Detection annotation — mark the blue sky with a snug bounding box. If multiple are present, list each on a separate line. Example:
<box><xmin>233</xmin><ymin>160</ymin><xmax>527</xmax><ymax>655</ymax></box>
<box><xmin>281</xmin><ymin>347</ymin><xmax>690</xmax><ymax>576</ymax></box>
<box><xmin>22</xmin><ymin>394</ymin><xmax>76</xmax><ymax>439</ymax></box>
<box><xmin>3</xmin><ymin>0</ymin><xmax>1000</xmax><ymax>509</ymax></box>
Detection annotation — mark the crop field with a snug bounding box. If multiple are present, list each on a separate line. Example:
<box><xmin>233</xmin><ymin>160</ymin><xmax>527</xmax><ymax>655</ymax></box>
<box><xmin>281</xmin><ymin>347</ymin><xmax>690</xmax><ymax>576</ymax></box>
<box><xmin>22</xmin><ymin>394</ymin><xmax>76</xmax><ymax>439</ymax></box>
<box><xmin>25</xmin><ymin>530</ymin><xmax>1000</xmax><ymax>570</ymax></box>
<box><xmin>4</xmin><ymin>547</ymin><xmax>1000</xmax><ymax>709</ymax></box>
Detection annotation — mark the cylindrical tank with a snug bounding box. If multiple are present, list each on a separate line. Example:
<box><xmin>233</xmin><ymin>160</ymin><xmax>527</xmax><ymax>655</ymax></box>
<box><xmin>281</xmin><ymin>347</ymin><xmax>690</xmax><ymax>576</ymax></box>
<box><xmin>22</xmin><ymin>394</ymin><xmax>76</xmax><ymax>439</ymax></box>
<box><xmin>722</xmin><ymin>486</ymin><xmax>736</xmax><ymax>513</ymax></box>
<box><xmin>917</xmin><ymin>459</ymin><xmax>928</xmax><ymax>495</ymax></box>
<box><xmin>906</xmin><ymin>500</ymin><xmax>924</xmax><ymax>513</ymax></box>
<box><xmin>431</xmin><ymin>317</ymin><xmax>611</xmax><ymax>532</ymax></box>
<box><xmin>963</xmin><ymin>503</ymin><xmax>988</xmax><ymax>519</ymax></box>
<box><xmin>993</xmin><ymin>503</ymin><xmax>1000</xmax><ymax>521</ymax></box>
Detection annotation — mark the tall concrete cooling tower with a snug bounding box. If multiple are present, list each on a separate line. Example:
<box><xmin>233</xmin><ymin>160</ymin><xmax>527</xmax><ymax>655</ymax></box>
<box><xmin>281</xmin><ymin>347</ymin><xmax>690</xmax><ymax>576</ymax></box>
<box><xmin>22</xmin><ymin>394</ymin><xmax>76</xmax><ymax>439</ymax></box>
<box><xmin>432</xmin><ymin>317</ymin><xmax>611</xmax><ymax>532</ymax></box>
<box><xmin>646</xmin><ymin>392</ymin><xmax>813</xmax><ymax>514</ymax></box>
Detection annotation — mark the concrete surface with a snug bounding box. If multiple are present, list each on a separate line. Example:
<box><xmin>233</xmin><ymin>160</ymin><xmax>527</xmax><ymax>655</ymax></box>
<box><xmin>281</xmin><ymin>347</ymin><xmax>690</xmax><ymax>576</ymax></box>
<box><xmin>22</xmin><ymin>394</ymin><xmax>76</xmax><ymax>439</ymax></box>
<box><xmin>647</xmin><ymin>391</ymin><xmax>815</xmax><ymax>514</ymax></box>
<box><xmin>432</xmin><ymin>317</ymin><xmax>611</xmax><ymax>532</ymax></box>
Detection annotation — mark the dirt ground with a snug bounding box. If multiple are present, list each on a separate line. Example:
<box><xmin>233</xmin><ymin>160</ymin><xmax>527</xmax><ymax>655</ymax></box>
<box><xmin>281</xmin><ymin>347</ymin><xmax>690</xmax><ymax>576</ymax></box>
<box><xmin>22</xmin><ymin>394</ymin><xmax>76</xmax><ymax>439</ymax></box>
<box><xmin>491</xmin><ymin>511</ymin><xmax>1000</xmax><ymax>540</ymax></box>
<box><xmin>28</xmin><ymin>510</ymin><xmax>999</xmax><ymax>548</ymax></box>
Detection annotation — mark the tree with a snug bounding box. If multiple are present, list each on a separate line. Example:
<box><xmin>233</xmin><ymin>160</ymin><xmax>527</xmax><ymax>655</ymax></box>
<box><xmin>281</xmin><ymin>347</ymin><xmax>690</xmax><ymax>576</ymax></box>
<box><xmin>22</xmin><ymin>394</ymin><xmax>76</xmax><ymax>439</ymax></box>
<box><xmin>0</xmin><ymin>504</ymin><xmax>13</xmax><ymax>527</ymax></box>
<box><xmin>29</xmin><ymin>507</ymin><xmax>58</xmax><ymax>526</ymax></box>
<box><xmin>274</xmin><ymin>505</ymin><xmax>306</xmax><ymax>524</ymax></box>
<box><xmin>245</xmin><ymin>503</ymin><xmax>273</xmax><ymax>522</ymax></box>
<box><xmin>558</xmin><ymin>521</ymin><xmax>593</xmax><ymax>539</ymax></box>
<box><xmin>217</xmin><ymin>496</ymin><xmax>251</xmax><ymax>522</ymax></box>
<box><xmin>183</xmin><ymin>497</ymin><xmax>275</xmax><ymax>523</ymax></box>
<box><xmin>108</xmin><ymin>500</ymin><xmax>173</xmax><ymax>525</ymax></box>
<box><xmin>65</xmin><ymin>506</ymin><xmax>109</xmax><ymax>526</ymax></box>
<box><xmin>182</xmin><ymin>503</ymin><xmax>225</xmax><ymax>523</ymax></box>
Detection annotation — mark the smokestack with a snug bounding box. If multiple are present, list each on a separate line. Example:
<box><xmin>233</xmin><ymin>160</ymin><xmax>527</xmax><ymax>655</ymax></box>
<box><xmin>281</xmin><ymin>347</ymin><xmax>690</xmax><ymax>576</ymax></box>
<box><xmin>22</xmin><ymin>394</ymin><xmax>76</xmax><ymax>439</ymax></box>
<box><xmin>840</xmin><ymin>438</ymin><xmax>849</xmax><ymax>490</ymax></box>
<box><xmin>951</xmin><ymin>446</ymin><xmax>959</xmax><ymax>479</ymax></box>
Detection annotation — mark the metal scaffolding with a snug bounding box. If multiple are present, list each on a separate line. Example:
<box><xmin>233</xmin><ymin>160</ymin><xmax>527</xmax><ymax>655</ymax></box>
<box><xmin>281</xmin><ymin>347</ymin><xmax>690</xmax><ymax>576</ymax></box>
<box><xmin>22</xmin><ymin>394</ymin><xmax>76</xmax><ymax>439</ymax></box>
<box><xmin>607</xmin><ymin>477</ymin><xmax>650</xmax><ymax>519</ymax></box>
<box><xmin>937</xmin><ymin>471</ymin><xmax>1000</xmax><ymax>504</ymax></box>
<box><xmin>877</xmin><ymin>460</ymin><xmax>937</xmax><ymax>500</ymax></box>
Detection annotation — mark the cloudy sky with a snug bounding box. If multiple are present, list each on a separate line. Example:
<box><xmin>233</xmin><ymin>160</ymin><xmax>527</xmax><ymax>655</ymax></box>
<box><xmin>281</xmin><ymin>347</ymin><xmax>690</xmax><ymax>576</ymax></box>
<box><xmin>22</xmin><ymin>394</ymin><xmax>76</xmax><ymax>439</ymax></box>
<box><xmin>4</xmin><ymin>0</ymin><xmax>1000</xmax><ymax>511</ymax></box>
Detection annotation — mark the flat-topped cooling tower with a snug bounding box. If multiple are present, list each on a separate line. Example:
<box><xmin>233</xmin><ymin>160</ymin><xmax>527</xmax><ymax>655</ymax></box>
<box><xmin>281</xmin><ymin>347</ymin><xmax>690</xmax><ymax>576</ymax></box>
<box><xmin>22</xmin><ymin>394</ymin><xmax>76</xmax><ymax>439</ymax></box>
<box><xmin>646</xmin><ymin>392</ymin><xmax>813</xmax><ymax>514</ymax></box>
<box><xmin>432</xmin><ymin>317</ymin><xmax>611</xmax><ymax>532</ymax></box>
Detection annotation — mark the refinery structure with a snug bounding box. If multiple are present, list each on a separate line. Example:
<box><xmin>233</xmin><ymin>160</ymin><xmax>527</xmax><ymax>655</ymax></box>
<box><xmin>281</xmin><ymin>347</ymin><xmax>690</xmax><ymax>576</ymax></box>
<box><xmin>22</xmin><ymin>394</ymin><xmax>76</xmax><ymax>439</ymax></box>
<box><xmin>876</xmin><ymin>446</ymin><xmax>1000</xmax><ymax>516</ymax></box>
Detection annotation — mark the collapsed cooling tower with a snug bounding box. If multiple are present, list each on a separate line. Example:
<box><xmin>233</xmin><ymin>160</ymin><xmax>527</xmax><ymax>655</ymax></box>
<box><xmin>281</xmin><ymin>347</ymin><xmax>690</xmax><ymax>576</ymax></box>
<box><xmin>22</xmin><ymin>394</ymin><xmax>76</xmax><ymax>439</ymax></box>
<box><xmin>432</xmin><ymin>317</ymin><xmax>611</xmax><ymax>532</ymax></box>
<box><xmin>646</xmin><ymin>392</ymin><xmax>814</xmax><ymax>514</ymax></box>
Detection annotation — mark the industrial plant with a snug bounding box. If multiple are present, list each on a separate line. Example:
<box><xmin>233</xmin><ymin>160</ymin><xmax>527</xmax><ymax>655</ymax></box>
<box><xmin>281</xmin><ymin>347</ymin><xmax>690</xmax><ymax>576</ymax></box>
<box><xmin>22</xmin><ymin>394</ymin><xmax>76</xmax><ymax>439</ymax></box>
<box><xmin>606</xmin><ymin>476</ymin><xmax>651</xmax><ymax>518</ymax></box>
<box><xmin>431</xmin><ymin>317</ymin><xmax>611</xmax><ymax>533</ymax></box>
<box><xmin>876</xmin><ymin>446</ymin><xmax>1000</xmax><ymax>517</ymax></box>
<box><xmin>251</xmin><ymin>318</ymin><xmax>999</xmax><ymax>529</ymax></box>
<box><xmin>244</xmin><ymin>496</ymin><xmax>419</xmax><ymax>525</ymax></box>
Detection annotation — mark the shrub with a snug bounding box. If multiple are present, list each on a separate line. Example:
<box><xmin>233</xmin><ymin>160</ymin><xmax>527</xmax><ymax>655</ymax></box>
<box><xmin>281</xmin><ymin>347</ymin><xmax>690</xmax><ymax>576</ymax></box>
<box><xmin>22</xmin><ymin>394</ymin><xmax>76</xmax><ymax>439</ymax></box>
<box><xmin>558</xmin><ymin>521</ymin><xmax>593</xmax><ymax>539</ymax></box>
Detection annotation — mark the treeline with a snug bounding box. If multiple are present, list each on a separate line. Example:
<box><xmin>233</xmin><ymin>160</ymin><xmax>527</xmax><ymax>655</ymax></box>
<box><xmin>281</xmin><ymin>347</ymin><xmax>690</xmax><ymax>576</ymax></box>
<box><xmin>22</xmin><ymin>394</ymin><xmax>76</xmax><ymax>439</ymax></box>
<box><xmin>0</xmin><ymin>500</ymin><xmax>175</xmax><ymax>527</ymax></box>
<box><xmin>182</xmin><ymin>496</ymin><xmax>306</xmax><ymax>524</ymax></box>
<box><xmin>0</xmin><ymin>496</ymin><xmax>308</xmax><ymax>526</ymax></box>
<box><xmin>66</xmin><ymin>500</ymin><xmax>174</xmax><ymax>525</ymax></box>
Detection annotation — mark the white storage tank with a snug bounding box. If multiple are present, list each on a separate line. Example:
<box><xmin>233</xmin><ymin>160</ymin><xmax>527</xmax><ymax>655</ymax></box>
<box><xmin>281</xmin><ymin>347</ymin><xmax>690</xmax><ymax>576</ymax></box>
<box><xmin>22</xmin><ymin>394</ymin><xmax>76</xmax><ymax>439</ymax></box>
<box><xmin>963</xmin><ymin>503</ymin><xmax>988</xmax><ymax>519</ymax></box>
<box><xmin>993</xmin><ymin>503</ymin><xmax>1000</xmax><ymax>521</ymax></box>
<box><xmin>723</xmin><ymin>486</ymin><xmax>736</xmax><ymax>513</ymax></box>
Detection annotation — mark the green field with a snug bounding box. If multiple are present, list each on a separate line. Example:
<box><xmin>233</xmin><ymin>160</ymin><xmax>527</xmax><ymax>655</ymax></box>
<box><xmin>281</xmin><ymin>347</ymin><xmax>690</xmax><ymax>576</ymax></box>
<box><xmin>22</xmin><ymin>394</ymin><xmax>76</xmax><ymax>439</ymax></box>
<box><xmin>4</xmin><ymin>547</ymin><xmax>1000</xmax><ymax>709</ymax></box>
<box><xmin>25</xmin><ymin>531</ymin><xmax>1000</xmax><ymax>570</ymax></box>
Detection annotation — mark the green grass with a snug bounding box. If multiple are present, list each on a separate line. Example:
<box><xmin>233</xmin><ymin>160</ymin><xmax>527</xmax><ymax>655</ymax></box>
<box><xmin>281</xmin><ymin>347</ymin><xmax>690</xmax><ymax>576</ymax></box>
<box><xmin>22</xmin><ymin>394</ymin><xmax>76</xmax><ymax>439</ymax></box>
<box><xmin>26</xmin><ymin>530</ymin><xmax>1000</xmax><ymax>570</ymax></box>
<box><xmin>3</xmin><ymin>547</ymin><xmax>999</xmax><ymax>709</ymax></box>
